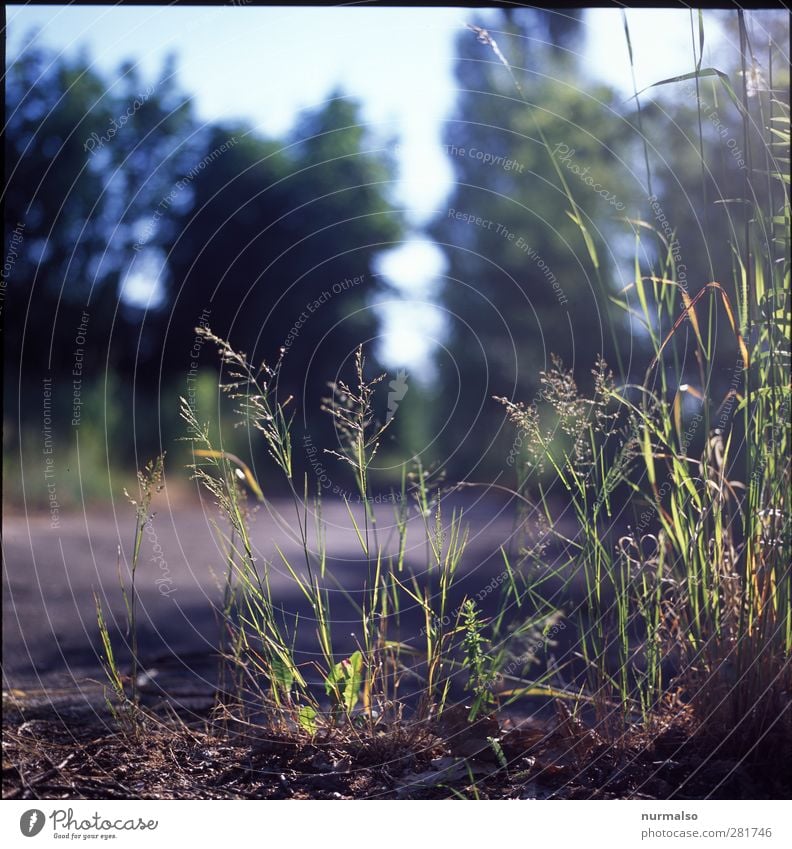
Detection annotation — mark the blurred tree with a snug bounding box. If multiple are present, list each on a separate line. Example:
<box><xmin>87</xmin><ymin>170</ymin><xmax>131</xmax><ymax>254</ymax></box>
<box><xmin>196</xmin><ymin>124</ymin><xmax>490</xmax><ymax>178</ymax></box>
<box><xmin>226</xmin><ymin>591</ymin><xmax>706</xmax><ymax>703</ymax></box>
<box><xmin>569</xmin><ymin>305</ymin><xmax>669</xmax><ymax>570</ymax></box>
<box><xmin>5</xmin><ymin>45</ymin><xmax>404</xmax><ymax>490</ymax></box>
<box><xmin>632</xmin><ymin>8</ymin><xmax>789</xmax><ymax>396</ymax></box>
<box><xmin>428</xmin><ymin>8</ymin><xmax>788</xmax><ymax>484</ymax></box>
<box><xmin>3</xmin><ymin>45</ymin><xmax>203</xmax><ymax>372</ymax></box>
<box><xmin>428</xmin><ymin>9</ymin><xmax>638</xmax><ymax>479</ymax></box>
<box><xmin>101</xmin><ymin>55</ymin><xmax>204</xmax><ymax>371</ymax></box>
<box><xmin>4</xmin><ymin>44</ymin><xmax>117</xmax><ymax>377</ymax></box>
<box><xmin>163</xmin><ymin>94</ymin><xmax>403</xmax><ymax>476</ymax></box>
<box><xmin>4</xmin><ymin>42</ymin><xmax>206</xmax><ymax>470</ymax></box>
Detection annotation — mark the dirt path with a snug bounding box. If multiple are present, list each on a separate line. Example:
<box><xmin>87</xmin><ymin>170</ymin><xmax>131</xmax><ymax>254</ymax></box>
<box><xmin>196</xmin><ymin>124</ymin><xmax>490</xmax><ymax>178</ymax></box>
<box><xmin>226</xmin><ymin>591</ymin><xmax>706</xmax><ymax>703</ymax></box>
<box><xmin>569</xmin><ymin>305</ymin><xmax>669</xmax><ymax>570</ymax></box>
<box><xmin>3</xmin><ymin>494</ymin><xmax>532</xmax><ymax>704</ymax></box>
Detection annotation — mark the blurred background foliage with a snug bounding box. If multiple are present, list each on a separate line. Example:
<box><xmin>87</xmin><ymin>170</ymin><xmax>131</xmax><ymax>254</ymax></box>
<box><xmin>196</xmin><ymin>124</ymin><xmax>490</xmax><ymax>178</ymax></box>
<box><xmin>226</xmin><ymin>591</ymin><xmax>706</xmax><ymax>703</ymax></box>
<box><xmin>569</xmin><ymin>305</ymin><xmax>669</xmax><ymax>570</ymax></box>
<box><xmin>4</xmin><ymin>42</ymin><xmax>404</xmax><ymax>503</ymax></box>
<box><xmin>428</xmin><ymin>7</ymin><xmax>787</xmax><ymax>479</ymax></box>
<box><xmin>4</xmin><ymin>7</ymin><xmax>788</xmax><ymax>505</ymax></box>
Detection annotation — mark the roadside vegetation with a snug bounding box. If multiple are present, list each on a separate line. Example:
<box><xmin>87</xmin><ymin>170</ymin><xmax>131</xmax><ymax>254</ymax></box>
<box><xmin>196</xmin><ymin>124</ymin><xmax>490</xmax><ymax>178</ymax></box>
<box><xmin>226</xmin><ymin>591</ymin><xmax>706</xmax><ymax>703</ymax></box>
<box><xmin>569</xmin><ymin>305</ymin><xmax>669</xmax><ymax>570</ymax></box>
<box><xmin>5</xmin><ymin>13</ymin><xmax>789</xmax><ymax>800</ymax></box>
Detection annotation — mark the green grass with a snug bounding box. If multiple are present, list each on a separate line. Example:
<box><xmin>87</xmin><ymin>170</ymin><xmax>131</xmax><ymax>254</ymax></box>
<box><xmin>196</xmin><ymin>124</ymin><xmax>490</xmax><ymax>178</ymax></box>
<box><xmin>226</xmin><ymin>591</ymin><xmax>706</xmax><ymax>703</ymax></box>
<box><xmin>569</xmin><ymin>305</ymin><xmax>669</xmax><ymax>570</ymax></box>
<box><xmin>96</xmin><ymin>15</ymin><xmax>790</xmax><ymax>782</ymax></box>
<box><xmin>489</xmin><ymin>13</ymin><xmax>791</xmax><ymax>760</ymax></box>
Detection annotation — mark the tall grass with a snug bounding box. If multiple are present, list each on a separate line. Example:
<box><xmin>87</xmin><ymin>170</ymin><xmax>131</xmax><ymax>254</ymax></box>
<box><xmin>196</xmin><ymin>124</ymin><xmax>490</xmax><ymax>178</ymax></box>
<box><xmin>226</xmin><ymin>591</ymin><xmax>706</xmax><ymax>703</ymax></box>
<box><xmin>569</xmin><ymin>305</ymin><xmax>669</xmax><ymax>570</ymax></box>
<box><xmin>488</xmin><ymin>12</ymin><xmax>790</xmax><ymax>765</ymax></box>
<box><xmin>171</xmin><ymin>333</ymin><xmax>516</xmax><ymax>735</ymax></box>
<box><xmin>96</xmin><ymin>14</ymin><xmax>789</xmax><ymax>784</ymax></box>
<box><xmin>95</xmin><ymin>454</ymin><xmax>164</xmax><ymax>729</ymax></box>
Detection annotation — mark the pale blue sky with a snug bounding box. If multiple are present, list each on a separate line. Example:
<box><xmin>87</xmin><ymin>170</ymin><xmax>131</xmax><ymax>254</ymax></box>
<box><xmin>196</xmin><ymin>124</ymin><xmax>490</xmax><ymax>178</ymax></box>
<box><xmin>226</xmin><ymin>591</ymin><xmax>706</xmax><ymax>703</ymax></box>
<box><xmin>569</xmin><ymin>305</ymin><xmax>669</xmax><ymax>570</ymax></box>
<box><xmin>6</xmin><ymin>6</ymin><xmax>719</xmax><ymax>220</ymax></box>
<box><xmin>4</xmin><ymin>5</ymin><xmax>728</xmax><ymax>368</ymax></box>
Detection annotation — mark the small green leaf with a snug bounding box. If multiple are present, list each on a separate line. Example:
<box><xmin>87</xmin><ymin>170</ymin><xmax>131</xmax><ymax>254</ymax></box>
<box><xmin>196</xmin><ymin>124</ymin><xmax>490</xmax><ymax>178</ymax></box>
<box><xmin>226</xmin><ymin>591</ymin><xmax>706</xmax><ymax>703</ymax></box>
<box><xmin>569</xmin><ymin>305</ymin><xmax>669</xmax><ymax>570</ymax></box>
<box><xmin>324</xmin><ymin>650</ymin><xmax>364</xmax><ymax>714</ymax></box>
<box><xmin>270</xmin><ymin>653</ymin><xmax>295</xmax><ymax>696</ymax></box>
<box><xmin>297</xmin><ymin>705</ymin><xmax>318</xmax><ymax>734</ymax></box>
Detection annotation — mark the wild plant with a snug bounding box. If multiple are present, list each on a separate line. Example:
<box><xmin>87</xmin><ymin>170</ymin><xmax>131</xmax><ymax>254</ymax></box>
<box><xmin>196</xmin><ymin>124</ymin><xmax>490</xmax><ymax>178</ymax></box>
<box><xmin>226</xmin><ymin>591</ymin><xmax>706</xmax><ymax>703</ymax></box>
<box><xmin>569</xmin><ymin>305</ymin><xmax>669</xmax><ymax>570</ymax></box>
<box><xmin>94</xmin><ymin>454</ymin><xmax>164</xmax><ymax>730</ymax></box>
<box><xmin>482</xmin><ymin>14</ymin><xmax>790</xmax><ymax>760</ymax></box>
<box><xmin>460</xmin><ymin>599</ymin><xmax>497</xmax><ymax>720</ymax></box>
<box><xmin>176</xmin><ymin>333</ymin><xmax>476</xmax><ymax>734</ymax></box>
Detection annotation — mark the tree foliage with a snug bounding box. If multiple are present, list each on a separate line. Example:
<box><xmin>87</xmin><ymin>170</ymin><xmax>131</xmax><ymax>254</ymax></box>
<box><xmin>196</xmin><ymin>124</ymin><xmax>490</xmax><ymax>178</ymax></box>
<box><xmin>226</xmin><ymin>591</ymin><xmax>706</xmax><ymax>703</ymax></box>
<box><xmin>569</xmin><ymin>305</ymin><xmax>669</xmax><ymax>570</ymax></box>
<box><xmin>4</xmin><ymin>43</ymin><xmax>404</xmax><ymax>477</ymax></box>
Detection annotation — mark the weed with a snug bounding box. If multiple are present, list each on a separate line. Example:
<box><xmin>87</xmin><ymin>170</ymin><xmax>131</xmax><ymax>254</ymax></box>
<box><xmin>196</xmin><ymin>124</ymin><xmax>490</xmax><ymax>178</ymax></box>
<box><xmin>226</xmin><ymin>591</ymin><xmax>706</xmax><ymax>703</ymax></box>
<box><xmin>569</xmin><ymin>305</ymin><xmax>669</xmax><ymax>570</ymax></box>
<box><xmin>483</xmin><ymin>15</ymin><xmax>790</xmax><ymax>766</ymax></box>
<box><xmin>87</xmin><ymin>12</ymin><xmax>789</xmax><ymax>800</ymax></box>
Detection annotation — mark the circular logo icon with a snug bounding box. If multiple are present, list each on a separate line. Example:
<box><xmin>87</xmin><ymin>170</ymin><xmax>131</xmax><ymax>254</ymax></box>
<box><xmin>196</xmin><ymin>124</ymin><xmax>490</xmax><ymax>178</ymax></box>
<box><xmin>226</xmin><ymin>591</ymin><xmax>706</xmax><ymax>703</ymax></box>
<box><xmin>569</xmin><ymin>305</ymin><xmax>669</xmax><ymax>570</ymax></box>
<box><xmin>20</xmin><ymin>810</ymin><xmax>46</xmax><ymax>837</ymax></box>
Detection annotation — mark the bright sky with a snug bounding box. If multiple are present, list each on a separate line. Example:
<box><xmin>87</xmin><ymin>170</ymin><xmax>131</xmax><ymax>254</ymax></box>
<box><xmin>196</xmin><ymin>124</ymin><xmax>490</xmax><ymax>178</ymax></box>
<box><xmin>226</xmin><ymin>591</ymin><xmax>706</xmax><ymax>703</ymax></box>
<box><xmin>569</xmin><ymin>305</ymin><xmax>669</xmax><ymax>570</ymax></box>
<box><xmin>4</xmin><ymin>5</ymin><xmax>725</xmax><ymax>369</ymax></box>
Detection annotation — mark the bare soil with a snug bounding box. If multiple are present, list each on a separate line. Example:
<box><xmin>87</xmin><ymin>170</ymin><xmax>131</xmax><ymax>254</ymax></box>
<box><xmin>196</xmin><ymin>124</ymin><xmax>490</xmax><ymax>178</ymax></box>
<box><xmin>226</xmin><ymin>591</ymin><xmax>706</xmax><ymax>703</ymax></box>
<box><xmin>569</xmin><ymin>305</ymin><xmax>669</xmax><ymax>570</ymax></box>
<box><xmin>3</xmin><ymin>499</ymin><xmax>789</xmax><ymax>800</ymax></box>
